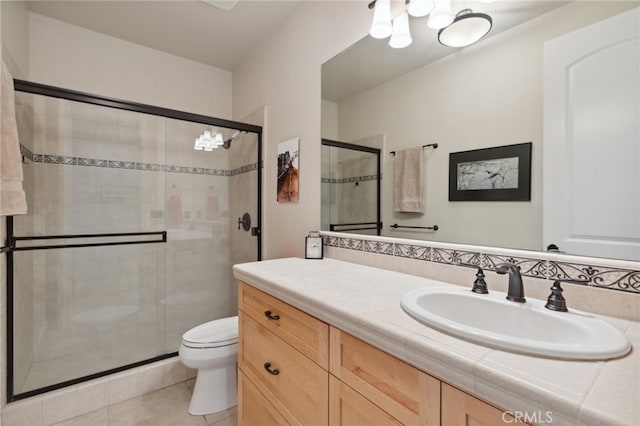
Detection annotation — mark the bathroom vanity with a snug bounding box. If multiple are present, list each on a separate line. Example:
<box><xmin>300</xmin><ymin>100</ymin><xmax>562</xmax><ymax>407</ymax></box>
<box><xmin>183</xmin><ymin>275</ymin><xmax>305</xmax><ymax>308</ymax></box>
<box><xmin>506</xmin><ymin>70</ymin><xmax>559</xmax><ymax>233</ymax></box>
<box><xmin>234</xmin><ymin>258</ymin><xmax>638</xmax><ymax>426</ymax></box>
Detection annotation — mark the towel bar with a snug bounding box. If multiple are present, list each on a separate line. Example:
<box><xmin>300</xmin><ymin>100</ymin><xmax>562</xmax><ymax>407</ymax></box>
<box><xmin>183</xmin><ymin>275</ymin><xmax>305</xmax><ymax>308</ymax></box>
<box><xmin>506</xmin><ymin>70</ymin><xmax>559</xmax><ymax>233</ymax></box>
<box><xmin>390</xmin><ymin>224</ymin><xmax>438</xmax><ymax>231</ymax></box>
<box><xmin>390</xmin><ymin>143</ymin><xmax>438</xmax><ymax>155</ymax></box>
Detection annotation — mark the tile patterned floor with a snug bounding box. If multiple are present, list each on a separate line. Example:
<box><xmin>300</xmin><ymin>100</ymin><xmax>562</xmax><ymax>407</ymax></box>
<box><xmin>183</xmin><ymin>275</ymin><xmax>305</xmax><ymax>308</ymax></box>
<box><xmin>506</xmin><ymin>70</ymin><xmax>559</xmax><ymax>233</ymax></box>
<box><xmin>52</xmin><ymin>380</ymin><xmax>237</xmax><ymax>426</ymax></box>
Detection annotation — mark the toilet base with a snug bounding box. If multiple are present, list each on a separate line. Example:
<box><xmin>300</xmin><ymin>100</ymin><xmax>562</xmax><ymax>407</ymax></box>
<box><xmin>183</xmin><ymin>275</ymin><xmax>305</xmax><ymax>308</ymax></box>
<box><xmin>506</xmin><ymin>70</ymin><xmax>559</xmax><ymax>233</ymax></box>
<box><xmin>188</xmin><ymin>363</ymin><xmax>237</xmax><ymax>415</ymax></box>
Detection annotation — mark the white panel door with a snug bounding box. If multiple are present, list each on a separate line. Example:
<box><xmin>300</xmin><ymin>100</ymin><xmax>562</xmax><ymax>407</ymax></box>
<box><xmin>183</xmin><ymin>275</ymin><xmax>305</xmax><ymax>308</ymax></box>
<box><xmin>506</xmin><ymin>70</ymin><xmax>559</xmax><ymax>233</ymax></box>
<box><xmin>543</xmin><ymin>7</ymin><xmax>640</xmax><ymax>261</ymax></box>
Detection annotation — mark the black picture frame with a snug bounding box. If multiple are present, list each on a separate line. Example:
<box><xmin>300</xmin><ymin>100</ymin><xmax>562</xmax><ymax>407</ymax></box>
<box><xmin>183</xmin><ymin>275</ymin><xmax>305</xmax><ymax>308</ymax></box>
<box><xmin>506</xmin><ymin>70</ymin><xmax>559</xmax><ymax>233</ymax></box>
<box><xmin>449</xmin><ymin>142</ymin><xmax>532</xmax><ymax>201</ymax></box>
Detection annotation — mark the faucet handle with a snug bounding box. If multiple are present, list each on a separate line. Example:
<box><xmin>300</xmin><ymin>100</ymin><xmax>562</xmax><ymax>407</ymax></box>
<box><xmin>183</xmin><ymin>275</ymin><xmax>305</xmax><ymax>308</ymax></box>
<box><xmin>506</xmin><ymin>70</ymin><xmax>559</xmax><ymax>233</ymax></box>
<box><xmin>495</xmin><ymin>262</ymin><xmax>520</xmax><ymax>274</ymax></box>
<box><xmin>545</xmin><ymin>278</ymin><xmax>590</xmax><ymax>312</ymax></box>
<box><xmin>458</xmin><ymin>263</ymin><xmax>488</xmax><ymax>294</ymax></box>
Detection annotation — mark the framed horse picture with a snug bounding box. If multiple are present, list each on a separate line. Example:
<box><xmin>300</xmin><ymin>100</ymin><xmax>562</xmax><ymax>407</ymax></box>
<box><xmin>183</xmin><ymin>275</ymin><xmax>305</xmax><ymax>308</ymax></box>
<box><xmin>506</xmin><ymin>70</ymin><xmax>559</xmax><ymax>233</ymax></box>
<box><xmin>277</xmin><ymin>137</ymin><xmax>300</xmax><ymax>202</ymax></box>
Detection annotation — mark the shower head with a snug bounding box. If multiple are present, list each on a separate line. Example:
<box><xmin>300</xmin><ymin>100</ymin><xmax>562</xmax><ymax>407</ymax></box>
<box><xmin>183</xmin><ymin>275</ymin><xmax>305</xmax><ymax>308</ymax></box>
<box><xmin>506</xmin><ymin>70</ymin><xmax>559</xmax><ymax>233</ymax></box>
<box><xmin>222</xmin><ymin>130</ymin><xmax>243</xmax><ymax>150</ymax></box>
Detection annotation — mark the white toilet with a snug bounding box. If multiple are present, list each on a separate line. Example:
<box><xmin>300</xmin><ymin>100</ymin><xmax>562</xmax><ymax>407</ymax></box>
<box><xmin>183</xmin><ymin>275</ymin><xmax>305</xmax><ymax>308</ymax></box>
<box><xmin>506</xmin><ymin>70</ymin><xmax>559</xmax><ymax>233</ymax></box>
<box><xmin>178</xmin><ymin>316</ymin><xmax>238</xmax><ymax>415</ymax></box>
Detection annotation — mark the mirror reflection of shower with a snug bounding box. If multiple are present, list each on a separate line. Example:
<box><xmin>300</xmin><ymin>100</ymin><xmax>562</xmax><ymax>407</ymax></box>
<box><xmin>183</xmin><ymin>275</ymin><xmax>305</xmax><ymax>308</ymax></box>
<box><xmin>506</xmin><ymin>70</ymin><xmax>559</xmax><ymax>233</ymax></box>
<box><xmin>321</xmin><ymin>139</ymin><xmax>382</xmax><ymax>235</ymax></box>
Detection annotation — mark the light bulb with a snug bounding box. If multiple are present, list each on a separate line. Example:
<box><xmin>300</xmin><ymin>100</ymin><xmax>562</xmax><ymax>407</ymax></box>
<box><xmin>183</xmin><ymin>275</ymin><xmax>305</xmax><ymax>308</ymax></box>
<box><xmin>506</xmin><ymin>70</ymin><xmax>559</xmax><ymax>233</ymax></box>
<box><xmin>428</xmin><ymin>0</ymin><xmax>453</xmax><ymax>29</ymax></box>
<box><xmin>407</xmin><ymin>0</ymin><xmax>435</xmax><ymax>18</ymax></box>
<box><xmin>213</xmin><ymin>132</ymin><xmax>224</xmax><ymax>147</ymax></box>
<box><xmin>389</xmin><ymin>12</ymin><xmax>412</xmax><ymax>49</ymax></box>
<box><xmin>194</xmin><ymin>137</ymin><xmax>204</xmax><ymax>150</ymax></box>
<box><xmin>370</xmin><ymin>0</ymin><xmax>392</xmax><ymax>39</ymax></box>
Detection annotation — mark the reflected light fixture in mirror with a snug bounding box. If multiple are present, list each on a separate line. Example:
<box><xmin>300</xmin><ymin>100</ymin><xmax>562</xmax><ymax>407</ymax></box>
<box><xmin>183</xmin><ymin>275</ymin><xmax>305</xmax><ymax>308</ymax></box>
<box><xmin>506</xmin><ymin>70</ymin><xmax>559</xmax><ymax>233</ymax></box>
<box><xmin>390</xmin><ymin>12</ymin><xmax>413</xmax><ymax>48</ymax></box>
<box><xmin>428</xmin><ymin>0</ymin><xmax>454</xmax><ymax>29</ymax></box>
<box><xmin>438</xmin><ymin>9</ymin><xmax>493</xmax><ymax>47</ymax></box>
<box><xmin>408</xmin><ymin>0</ymin><xmax>435</xmax><ymax>17</ymax></box>
<box><xmin>370</xmin><ymin>0</ymin><xmax>392</xmax><ymax>38</ymax></box>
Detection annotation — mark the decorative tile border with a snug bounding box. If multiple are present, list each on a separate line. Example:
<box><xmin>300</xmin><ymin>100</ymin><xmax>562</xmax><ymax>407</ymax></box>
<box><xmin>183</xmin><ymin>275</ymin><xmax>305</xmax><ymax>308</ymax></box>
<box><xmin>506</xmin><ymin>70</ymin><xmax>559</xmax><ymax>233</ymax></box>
<box><xmin>20</xmin><ymin>144</ymin><xmax>257</xmax><ymax>177</ymax></box>
<box><xmin>548</xmin><ymin>261</ymin><xmax>640</xmax><ymax>292</ymax></box>
<box><xmin>321</xmin><ymin>174</ymin><xmax>380</xmax><ymax>184</ymax></box>
<box><xmin>483</xmin><ymin>253</ymin><xmax>548</xmax><ymax>279</ymax></box>
<box><xmin>321</xmin><ymin>232</ymin><xmax>640</xmax><ymax>295</ymax></box>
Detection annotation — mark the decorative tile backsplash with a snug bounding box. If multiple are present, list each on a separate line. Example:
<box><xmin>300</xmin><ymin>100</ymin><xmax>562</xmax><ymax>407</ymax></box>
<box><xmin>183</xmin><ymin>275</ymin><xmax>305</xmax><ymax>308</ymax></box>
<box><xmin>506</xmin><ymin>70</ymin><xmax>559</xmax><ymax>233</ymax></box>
<box><xmin>323</xmin><ymin>233</ymin><xmax>640</xmax><ymax>295</ymax></box>
<box><xmin>20</xmin><ymin>144</ymin><xmax>257</xmax><ymax>177</ymax></box>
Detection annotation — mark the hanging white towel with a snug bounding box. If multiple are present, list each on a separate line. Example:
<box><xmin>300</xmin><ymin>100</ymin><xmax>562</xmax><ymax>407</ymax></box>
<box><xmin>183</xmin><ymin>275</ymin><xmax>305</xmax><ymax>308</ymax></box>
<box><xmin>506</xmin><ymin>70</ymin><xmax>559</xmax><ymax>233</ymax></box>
<box><xmin>393</xmin><ymin>146</ymin><xmax>424</xmax><ymax>213</ymax></box>
<box><xmin>0</xmin><ymin>60</ymin><xmax>27</xmax><ymax>216</ymax></box>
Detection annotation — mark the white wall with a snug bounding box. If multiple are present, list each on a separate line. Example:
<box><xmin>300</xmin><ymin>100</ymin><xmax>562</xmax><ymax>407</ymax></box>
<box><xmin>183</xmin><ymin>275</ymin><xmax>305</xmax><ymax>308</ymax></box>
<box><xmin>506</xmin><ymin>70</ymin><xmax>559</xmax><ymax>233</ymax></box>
<box><xmin>321</xmin><ymin>99</ymin><xmax>338</xmax><ymax>141</ymax></box>
<box><xmin>28</xmin><ymin>12</ymin><xmax>232</xmax><ymax>119</ymax></box>
<box><xmin>232</xmin><ymin>1</ymin><xmax>370</xmax><ymax>259</ymax></box>
<box><xmin>1</xmin><ymin>1</ymin><xmax>29</xmax><ymax>79</ymax></box>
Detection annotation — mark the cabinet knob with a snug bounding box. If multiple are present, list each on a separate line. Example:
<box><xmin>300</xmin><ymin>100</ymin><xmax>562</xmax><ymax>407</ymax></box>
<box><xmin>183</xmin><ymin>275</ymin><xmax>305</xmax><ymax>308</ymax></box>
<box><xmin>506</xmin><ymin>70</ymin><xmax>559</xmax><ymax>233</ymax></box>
<box><xmin>264</xmin><ymin>310</ymin><xmax>280</xmax><ymax>320</ymax></box>
<box><xmin>263</xmin><ymin>362</ymin><xmax>280</xmax><ymax>375</ymax></box>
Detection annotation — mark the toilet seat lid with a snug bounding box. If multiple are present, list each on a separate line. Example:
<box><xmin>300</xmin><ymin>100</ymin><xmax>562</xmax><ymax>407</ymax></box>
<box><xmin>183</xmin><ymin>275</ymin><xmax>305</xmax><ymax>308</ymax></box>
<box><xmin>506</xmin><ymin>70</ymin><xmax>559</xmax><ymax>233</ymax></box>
<box><xmin>182</xmin><ymin>316</ymin><xmax>238</xmax><ymax>346</ymax></box>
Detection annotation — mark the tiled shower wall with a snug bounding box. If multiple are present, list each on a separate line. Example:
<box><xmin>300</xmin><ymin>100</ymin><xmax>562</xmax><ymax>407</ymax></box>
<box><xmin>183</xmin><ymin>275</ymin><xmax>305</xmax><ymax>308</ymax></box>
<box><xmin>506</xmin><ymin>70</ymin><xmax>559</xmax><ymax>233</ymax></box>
<box><xmin>323</xmin><ymin>232</ymin><xmax>640</xmax><ymax>321</ymax></box>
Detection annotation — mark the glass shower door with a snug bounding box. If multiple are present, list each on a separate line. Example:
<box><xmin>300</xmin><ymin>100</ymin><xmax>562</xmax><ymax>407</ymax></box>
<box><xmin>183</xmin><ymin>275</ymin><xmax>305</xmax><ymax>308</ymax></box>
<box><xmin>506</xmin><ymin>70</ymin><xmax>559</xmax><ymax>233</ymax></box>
<box><xmin>10</xmin><ymin>92</ymin><xmax>168</xmax><ymax>397</ymax></box>
<box><xmin>9</xmin><ymin>81</ymin><xmax>262</xmax><ymax>400</ymax></box>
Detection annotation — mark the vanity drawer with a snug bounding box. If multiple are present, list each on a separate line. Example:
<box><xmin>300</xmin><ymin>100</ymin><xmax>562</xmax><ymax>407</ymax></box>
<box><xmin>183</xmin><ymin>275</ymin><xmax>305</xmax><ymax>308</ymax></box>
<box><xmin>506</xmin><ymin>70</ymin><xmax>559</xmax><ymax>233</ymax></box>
<box><xmin>329</xmin><ymin>327</ymin><xmax>440</xmax><ymax>425</ymax></box>
<box><xmin>239</xmin><ymin>282</ymin><xmax>329</xmax><ymax>368</ymax></box>
<box><xmin>442</xmin><ymin>383</ymin><xmax>527</xmax><ymax>426</ymax></box>
<box><xmin>239</xmin><ymin>313</ymin><xmax>328</xmax><ymax>426</ymax></box>
<box><xmin>329</xmin><ymin>375</ymin><xmax>403</xmax><ymax>426</ymax></box>
<box><xmin>238</xmin><ymin>370</ymin><xmax>288</xmax><ymax>426</ymax></box>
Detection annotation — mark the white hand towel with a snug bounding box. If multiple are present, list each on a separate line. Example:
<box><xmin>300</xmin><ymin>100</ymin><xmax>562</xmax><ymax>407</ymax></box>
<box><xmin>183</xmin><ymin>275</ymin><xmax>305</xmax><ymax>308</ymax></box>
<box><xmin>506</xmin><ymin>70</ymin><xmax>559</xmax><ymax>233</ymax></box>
<box><xmin>0</xmin><ymin>60</ymin><xmax>27</xmax><ymax>216</ymax></box>
<box><xmin>393</xmin><ymin>147</ymin><xmax>424</xmax><ymax>213</ymax></box>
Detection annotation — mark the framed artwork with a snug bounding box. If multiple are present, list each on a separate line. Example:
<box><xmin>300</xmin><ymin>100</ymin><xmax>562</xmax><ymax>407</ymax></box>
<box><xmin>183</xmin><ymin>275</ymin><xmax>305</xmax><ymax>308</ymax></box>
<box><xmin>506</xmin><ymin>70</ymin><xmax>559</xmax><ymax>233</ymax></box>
<box><xmin>449</xmin><ymin>142</ymin><xmax>532</xmax><ymax>201</ymax></box>
<box><xmin>277</xmin><ymin>137</ymin><xmax>300</xmax><ymax>202</ymax></box>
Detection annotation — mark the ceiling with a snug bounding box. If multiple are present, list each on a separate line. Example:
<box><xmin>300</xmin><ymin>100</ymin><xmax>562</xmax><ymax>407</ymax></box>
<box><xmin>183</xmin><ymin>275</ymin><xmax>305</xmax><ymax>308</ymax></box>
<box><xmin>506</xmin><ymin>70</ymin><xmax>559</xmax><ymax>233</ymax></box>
<box><xmin>322</xmin><ymin>0</ymin><xmax>568</xmax><ymax>103</ymax></box>
<box><xmin>25</xmin><ymin>0</ymin><xmax>568</xmax><ymax>91</ymax></box>
<box><xmin>26</xmin><ymin>0</ymin><xmax>301</xmax><ymax>71</ymax></box>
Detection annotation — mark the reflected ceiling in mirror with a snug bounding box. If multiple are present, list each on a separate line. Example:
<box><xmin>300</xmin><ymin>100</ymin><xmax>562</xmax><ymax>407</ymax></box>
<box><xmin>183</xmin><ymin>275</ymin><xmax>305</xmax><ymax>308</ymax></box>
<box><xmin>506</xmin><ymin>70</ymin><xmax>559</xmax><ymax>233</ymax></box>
<box><xmin>322</xmin><ymin>1</ymin><xmax>566</xmax><ymax>103</ymax></box>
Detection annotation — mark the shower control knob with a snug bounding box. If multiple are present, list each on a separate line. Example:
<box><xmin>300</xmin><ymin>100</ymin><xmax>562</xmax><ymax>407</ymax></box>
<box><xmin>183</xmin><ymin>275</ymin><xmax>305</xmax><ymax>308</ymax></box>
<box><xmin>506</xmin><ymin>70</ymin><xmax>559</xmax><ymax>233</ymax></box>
<box><xmin>237</xmin><ymin>213</ymin><xmax>251</xmax><ymax>231</ymax></box>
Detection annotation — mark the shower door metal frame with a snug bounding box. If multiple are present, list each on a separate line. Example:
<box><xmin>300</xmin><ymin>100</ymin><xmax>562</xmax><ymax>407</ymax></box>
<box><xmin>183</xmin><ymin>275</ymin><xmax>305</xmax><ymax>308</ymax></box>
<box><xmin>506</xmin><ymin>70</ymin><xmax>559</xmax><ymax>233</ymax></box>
<box><xmin>4</xmin><ymin>80</ymin><xmax>263</xmax><ymax>401</ymax></box>
<box><xmin>321</xmin><ymin>139</ymin><xmax>382</xmax><ymax>235</ymax></box>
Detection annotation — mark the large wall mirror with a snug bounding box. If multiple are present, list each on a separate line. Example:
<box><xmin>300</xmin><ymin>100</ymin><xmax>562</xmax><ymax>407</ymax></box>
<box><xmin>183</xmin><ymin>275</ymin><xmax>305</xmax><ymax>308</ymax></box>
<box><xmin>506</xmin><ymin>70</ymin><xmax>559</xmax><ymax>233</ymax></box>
<box><xmin>321</xmin><ymin>0</ymin><xmax>639</xmax><ymax>261</ymax></box>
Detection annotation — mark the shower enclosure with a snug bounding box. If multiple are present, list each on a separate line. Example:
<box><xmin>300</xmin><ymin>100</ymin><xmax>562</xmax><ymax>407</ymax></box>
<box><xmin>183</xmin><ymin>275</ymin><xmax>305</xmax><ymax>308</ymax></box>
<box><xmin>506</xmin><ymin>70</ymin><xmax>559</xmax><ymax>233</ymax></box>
<box><xmin>321</xmin><ymin>139</ymin><xmax>381</xmax><ymax>235</ymax></box>
<box><xmin>6</xmin><ymin>81</ymin><xmax>261</xmax><ymax>400</ymax></box>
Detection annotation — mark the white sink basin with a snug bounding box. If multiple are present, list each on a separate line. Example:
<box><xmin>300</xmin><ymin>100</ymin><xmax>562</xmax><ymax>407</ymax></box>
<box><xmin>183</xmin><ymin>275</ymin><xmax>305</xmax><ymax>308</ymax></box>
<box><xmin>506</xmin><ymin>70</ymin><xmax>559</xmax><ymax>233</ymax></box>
<box><xmin>400</xmin><ymin>287</ymin><xmax>631</xmax><ymax>360</ymax></box>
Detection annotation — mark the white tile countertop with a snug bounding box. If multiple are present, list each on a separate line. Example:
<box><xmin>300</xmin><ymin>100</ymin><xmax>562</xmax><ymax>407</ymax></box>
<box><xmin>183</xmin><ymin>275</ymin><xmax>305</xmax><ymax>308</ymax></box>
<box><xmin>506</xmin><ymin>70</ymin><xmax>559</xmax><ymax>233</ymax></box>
<box><xmin>233</xmin><ymin>257</ymin><xmax>639</xmax><ymax>426</ymax></box>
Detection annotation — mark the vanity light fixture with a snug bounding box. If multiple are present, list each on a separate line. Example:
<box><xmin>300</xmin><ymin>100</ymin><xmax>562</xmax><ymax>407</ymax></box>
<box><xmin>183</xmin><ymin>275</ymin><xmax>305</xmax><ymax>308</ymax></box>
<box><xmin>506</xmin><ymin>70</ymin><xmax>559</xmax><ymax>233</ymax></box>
<box><xmin>369</xmin><ymin>0</ymin><xmax>393</xmax><ymax>39</ymax></box>
<box><xmin>407</xmin><ymin>0</ymin><xmax>434</xmax><ymax>18</ymax></box>
<box><xmin>427</xmin><ymin>0</ymin><xmax>454</xmax><ymax>29</ymax></box>
<box><xmin>389</xmin><ymin>12</ymin><xmax>413</xmax><ymax>48</ymax></box>
<box><xmin>370</xmin><ymin>0</ymin><xmax>493</xmax><ymax>49</ymax></box>
<box><xmin>438</xmin><ymin>9</ymin><xmax>492</xmax><ymax>48</ymax></box>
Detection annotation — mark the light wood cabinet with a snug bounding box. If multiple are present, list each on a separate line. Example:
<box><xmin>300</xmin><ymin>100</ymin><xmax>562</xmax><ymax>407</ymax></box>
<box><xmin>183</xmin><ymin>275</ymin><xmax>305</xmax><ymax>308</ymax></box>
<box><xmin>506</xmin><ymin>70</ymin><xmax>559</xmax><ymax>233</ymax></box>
<box><xmin>238</xmin><ymin>312</ymin><xmax>327</xmax><ymax>425</ymax></box>
<box><xmin>441</xmin><ymin>383</ymin><xmax>522</xmax><ymax>426</ymax></box>
<box><xmin>238</xmin><ymin>281</ymin><xmax>526</xmax><ymax>426</ymax></box>
<box><xmin>329</xmin><ymin>375</ymin><xmax>402</xmax><ymax>426</ymax></box>
<box><xmin>330</xmin><ymin>327</ymin><xmax>440</xmax><ymax>425</ymax></box>
<box><xmin>238</xmin><ymin>371</ymin><xmax>288</xmax><ymax>426</ymax></box>
<box><xmin>239</xmin><ymin>281</ymin><xmax>329</xmax><ymax>368</ymax></box>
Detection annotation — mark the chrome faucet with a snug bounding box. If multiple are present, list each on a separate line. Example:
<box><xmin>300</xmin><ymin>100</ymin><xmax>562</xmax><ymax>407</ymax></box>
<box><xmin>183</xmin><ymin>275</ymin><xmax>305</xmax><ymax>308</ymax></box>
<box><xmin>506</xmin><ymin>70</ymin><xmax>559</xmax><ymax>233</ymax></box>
<box><xmin>495</xmin><ymin>263</ymin><xmax>525</xmax><ymax>303</ymax></box>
